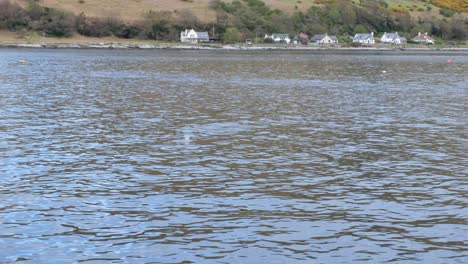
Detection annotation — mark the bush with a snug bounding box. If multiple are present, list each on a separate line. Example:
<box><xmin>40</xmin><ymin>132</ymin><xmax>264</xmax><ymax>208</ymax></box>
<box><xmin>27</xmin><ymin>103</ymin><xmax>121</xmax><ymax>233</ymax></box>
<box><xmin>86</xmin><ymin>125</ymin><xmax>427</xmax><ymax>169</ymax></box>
<box><xmin>432</xmin><ymin>0</ymin><xmax>467</xmax><ymax>13</ymax></box>
<box><xmin>149</xmin><ymin>22</ymin><xmax>169</xmax><ymax>40</ymax></box>
<box><xmin>439</xmin><ymin>8</ymin><xmax>456</xmax><ymax>17</ymax></box>
<box><xmin>112</xmin><ymin>23</ymin><xmax>145</xmax><ymax>38</ymax></box>
<box><xmin>263</xmin><ymin>37</ymin><xmax>274</xmax><ymax>43</ymax></box>
<box><xmin>77</xmin><ymin>15</ymin><xmax>146</xmax><ymax>39</ymax></box>
<box><xmin>27</xmin><ymin>1</ymin><xmax>46</xmax><ymax>20</ymax></box>
<box><xmin>223</xmin><ymin>27</ymin><xmax>242</xmax><ymax>42</ymax></box>
<box><xmin>40</xmin><ymin>9</ymin><xmax>75</xmax><ymax>37</ymax></box>
<box><xmin>76</xmin><ymin>13</ymin><xmax>114</xmax><ymax>37</ymax></box>
<box><xmin>0</xmin><ymin>1</ymin><xmax>30</xmax><ymax>31</ymax></box>
<box><xmin>389</xmin><ymin>6</ymin><xmax>409</xmax><ymax>13</ymax></box>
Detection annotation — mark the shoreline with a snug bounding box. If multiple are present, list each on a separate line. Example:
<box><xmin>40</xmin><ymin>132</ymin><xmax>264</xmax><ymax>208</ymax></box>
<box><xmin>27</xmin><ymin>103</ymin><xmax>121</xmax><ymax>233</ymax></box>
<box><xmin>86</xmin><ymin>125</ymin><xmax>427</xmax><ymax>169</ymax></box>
<box><xmin>1</xmin><ymin>42</ymin><xmax>468</xmax><ymax>53</ymax></box>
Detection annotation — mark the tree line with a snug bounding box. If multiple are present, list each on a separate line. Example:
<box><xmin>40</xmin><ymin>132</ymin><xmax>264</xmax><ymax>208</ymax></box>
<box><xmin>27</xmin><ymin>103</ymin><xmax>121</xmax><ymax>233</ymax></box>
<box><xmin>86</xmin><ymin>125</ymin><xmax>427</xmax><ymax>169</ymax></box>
<box><xmin>0</xmin><ymin>0</ymin><xmax>466</xmax><ymax>42</ymax></box>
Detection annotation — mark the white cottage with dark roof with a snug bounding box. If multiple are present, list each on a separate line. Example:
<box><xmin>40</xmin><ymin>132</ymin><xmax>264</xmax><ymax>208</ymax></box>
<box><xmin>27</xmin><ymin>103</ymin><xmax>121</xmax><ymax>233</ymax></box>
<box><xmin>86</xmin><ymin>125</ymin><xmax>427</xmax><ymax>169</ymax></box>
<box><xmin>412</xmin><ymin>32</ymin><xmax>435</xmax><ymax>44</ymax></box>
<box><xmin>181</xmin><ymin>29</ymin><xmax>210</xmax><ymax>43</ymax></box>
<box><xmin>353</xmin><ymin>32</ymin><xmax>375</xmax><ymax>45</ymax></box>
<box><xmin>264</xmin><ymin>34</ymin><xmax>291</xmax><ymax>44</ymax></box>
<box><xmin>381</xmin><ymin>32</ymin><xmax>406</xmax><ymax>44</ymax></box>
<box><xmin>311</xmin><ymin>34</ymin><xmax>339</xmax><ymax>45</ymax></box>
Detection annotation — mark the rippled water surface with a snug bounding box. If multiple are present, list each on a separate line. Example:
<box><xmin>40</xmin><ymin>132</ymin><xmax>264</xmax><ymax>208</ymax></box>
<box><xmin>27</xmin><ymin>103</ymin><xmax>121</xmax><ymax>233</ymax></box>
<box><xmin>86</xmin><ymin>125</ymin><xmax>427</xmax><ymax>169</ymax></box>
<box><xmin>0</xmin><ymin>49</ymin><xmax>467</xmax><ymax>263</ymax></box>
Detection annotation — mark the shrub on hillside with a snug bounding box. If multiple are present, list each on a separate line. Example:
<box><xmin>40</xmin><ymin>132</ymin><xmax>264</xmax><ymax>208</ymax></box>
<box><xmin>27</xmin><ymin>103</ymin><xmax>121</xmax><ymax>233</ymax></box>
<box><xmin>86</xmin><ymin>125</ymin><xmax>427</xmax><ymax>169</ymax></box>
<box><xmin>76</xmin><ymin>13</ymin><xmax>115</xmax><ymax>37</ymax></box>
<box><xmin>112</xmin><ymin>23</ymin><xmax>145</xmax><ymax>38</ymax></box>
<box><xmin>223</xmin><ymin>27</ymin><xmax>242</xmax><ymax>42</ymax></box>
<box><xmin>314</xmin><ymin>0</ymin><xmax>335</xmax><ymax>4</ymax></box>
<box><xmin>145</xmin><ymin>10</ymin><xmax>173</xmax><ymax>40</ymax></box>
<box><xmin>0</xmin><ymin>1</ymin><xmax>30</xmax><ymax>31</ymax></box>
<box><xmin>76</xmin><ymin>13</ymin><xmax>147</xmax><ymax>39</ymax></box>
<box><xmin>40</xmin><ymin>9</ymin><xmax>75</xmax><ymax>37</ymax></box>
<box><xmin>439</xmin><ymin>8</ymin><xmax>456</xmax><ymax>17</ymax></box>
<box><xmin>389</xmin><ymin>6</ymin><xmax>409</xmax><ymax>13</ymax></box>
<box><xmin>432</xmin><ymin>0</ymin><xmax>467</xmax><ymax>13</ymax></box>
<box><xmin>27</xmin><ymin>1</ymin><xmax>46</xmax><ymax>20</ymax></box>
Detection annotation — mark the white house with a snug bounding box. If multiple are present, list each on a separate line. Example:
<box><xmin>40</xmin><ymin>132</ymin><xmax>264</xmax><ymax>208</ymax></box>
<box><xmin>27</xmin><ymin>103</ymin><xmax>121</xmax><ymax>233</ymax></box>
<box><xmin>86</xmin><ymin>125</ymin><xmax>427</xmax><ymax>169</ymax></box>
<box><xmin>412</xmin><ymin>32</ymin><xmax>435</xmax><ymax>44</ymax></box>
<box><xmin>311</xmin><ymin>34</ymin><xmax>339</xmax><ymax>45</ymax></box>
<box><xmin>180</xmin><ymin>29</ymin><xmax>210</xmax><ymax>43</ymax></box>
<box><xmin>381</xmin><ymin>32</ymin><xmax>406</xmax><ymax>44</ymax></box>
<box><xmin>353</xmin><ymin>32</ymin><xmax>375</xmax><ymax>45</ymax></box>
<box><xmin>265</xmin><ymin>34</ymin><xmax>291</xmax><ymax>44</ymax></box>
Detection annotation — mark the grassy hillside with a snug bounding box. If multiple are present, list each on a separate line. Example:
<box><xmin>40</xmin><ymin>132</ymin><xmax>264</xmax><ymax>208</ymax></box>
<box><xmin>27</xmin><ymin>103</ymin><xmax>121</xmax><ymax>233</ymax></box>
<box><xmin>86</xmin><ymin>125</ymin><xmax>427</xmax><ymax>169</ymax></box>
<box><xmin>13</xmin><ymin>0</ymin><xmax>463</xmax><ymax>22</ymax></box>
<box><xmin>14</xmin><ymin>0</ymin><xmax>317</xmax><ymax>21</ymax></box>
<box><xmin>2</xmin><ymin>0</ymin><xmax>466</xmax><ymax>42</ymax></box>
<box><xmin>15</xmin><ymin>0</ymin><xmax>217</xmax><ymax>21</ymax></box>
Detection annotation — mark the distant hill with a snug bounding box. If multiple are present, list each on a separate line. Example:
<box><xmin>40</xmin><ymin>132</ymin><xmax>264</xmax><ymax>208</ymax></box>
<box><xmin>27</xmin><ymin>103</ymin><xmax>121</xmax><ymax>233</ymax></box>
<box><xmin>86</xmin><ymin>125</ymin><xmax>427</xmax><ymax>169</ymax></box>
<box><xmin>2</xmin><ymin>0</ymin><xmax>466</xmax><ymax>42</ymax></box>
<box><xmin>12</xmin><ymin>0</ymin><xmax>465</xmax><ymax>21</ymax></box>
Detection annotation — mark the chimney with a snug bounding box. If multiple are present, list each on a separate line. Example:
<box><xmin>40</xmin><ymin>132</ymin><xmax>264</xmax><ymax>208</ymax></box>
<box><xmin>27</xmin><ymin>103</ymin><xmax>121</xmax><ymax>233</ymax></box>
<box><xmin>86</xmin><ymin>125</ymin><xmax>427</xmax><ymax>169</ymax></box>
<box><xmin>418</xmin><ymin>32</ymin><xmax>421</xmax><ymax>36</ymax></box>
<box><xmin>371</xmin><ymin>32</ymin><xmax>374</xmax><ymax>36</ymax></box>
<box><xmin>424</xmin><ymin>32</ymin><xmax>428</xmax><ymax>35</ymax></box>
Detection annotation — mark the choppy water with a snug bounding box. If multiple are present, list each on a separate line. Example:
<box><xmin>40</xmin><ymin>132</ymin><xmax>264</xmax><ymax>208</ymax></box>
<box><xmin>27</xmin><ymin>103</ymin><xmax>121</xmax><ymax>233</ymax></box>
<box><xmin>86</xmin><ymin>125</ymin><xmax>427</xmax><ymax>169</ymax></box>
<box><xmin>0</xmin><ymin>49</ymin><xmax>467</xmax><ymax>263</ymax></box>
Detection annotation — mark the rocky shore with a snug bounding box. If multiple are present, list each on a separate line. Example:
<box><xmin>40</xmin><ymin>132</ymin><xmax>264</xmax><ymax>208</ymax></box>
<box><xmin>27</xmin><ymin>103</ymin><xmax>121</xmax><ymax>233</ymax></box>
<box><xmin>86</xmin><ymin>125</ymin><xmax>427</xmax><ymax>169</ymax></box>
<box><xmin>1</xmin><ymin>42</ymin><xmax>468</xmax><ymax>52</ymax></box>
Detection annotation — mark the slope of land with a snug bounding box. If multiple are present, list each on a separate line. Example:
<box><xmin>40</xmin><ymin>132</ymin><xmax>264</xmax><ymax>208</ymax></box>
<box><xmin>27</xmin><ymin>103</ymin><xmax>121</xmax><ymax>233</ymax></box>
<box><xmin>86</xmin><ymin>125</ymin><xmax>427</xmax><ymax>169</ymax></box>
<box><xmin>2</xmin><ymin>0</ymin><xmax>466</xmax><ymax>43</ymax></box>
<box><xmin>12</xmin><ymin>0</ymin><xmax>463</xmax><ymax>21</ymax></box>
<box><xmin>14</xmin><ymin>0</ymin><xmax>318</xmax><ymax>21</ymax></box>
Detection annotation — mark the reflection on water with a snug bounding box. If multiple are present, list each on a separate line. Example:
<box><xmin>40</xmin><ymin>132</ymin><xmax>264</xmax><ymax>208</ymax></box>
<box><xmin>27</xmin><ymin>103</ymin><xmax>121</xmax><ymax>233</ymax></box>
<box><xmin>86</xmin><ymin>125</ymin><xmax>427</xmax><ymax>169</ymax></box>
<box><xmin>0</xmin><ymin>49</ymin><xmax>467</xmax><ymax>263</ymax></box>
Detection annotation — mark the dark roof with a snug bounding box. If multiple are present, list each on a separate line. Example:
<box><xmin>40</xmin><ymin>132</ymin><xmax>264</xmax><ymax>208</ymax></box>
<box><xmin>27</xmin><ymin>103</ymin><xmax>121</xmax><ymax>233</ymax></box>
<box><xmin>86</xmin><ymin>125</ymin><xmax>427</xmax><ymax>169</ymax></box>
<box><xmin>383</xmin><ymin>32</ymin><xmax>400</xmax><ymax>39</ymax></box>
<box><xmin>271</xmin><ymin>34</ymin><xmax>289</xmax><ymax>40</ymax></box>
<box><xmin>311</xmin><ymin>34</ymin><xmax>325</xmax><ymax>41</ymax></box>
<box><xmin>312</xmin><ymin>34</ymin><xmax>338</xmax><ymax>41</ymax></box>
<box><xmin>353</xmin><ymin>33</ymin><xmax>374</xmax><ymax>41</ymax></box>
<box><xmin>382</xmin><ymin>32</ymin><xmax>406</xmax><ymax>42</ymax></box>
<box><xmin>196</xmin><ymin>32</ymin><xmax>209</xmax><ymax>40</ymax></box>
<box><xmin>412</xmin><ymin>33</ymin><xmax>434</xmax><ymax>41</ymax></box>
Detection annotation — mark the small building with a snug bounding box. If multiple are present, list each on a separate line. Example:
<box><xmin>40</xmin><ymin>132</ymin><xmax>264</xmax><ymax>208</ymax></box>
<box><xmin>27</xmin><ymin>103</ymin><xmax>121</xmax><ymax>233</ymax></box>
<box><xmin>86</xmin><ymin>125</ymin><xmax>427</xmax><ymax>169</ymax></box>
<box><xmin>292</xmin><ymin>33</ymin><xmax>310</xmax><ymax>44</ymax></box>
<box><xmin>311</xmin><ymin>34</ymin><xmax>339</xmax><ymax>45</ymax></box>
<box><xmin>180</xmin><ymin>29</ymin><xmax>210</xmax><ymax>43</ymax></box>
<box><xmin>353</xmin><ymin>32</ymin><xmax>375</xmax><ymax>45</ymax></box>
<box><xmin>264</xmin><ymin>33</ymin><xmax>291</xmax><ymax>44</ymax></box>
<box><xmin>412</xmin><ymin>32</ymin><xmax>435</xmax><ymax>44</ymax></box>
<box><xmin>381</xmin><ymin>32</ymin><xmax>406</xmax><ymax>44</ymax></box>
<box><xmin>292</xmin><ymin>36</ymin><xmax>300</xmax><ymax>44</ymax></box>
